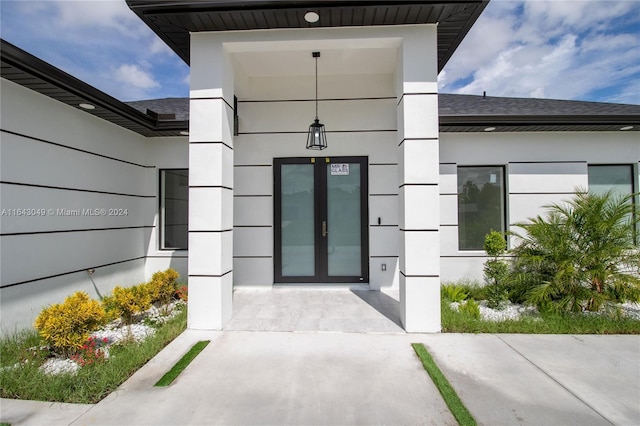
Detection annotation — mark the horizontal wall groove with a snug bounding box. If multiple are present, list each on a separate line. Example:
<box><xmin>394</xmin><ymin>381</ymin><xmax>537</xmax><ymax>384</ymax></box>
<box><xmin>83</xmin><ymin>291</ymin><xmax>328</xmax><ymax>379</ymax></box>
<box><xmin>399</xmin><ymin>183</ymin><xmax>438</xmax><ymax>188</ymax></box>
<box><xmin>239</xmin><ymin>96</ymin><xmax>396</xmax><ymax>103</ymax></box>
<box><xmin>370</xmin><ymin>255</ymin><xmax>399</xmax><ymax>258</ymax></box>
<box><xmin>369</xmin><ymin>163</ymin><xmax>398</xmax><ymax>166</ymax></box>
<box><xmin>398</xmin><ymin>138</ymin><xmax>438</xmax><ymax>146</ymax></box>
<box><xmin>238</xmin><ymin>129</ymin><xmax>397</xmax><ymax>135</ymax></box>
<box><xmin>440</xmin><ymin>193</ymin><xmax>458</xmax><ymax>196</ymax></box>
<box><xmin>370</xmin><ymin>224</ymin><xmax>398</xmax><ymax>227</ymax></box>
<box><xmin>190</xmin><ymin>96</ymin><xmax>234</xmax><ymax>111</ymax></box>
<box><xmin>369</xmin><ymin>193</ymin><xmax>398</xmax><ymax>197</ymax></box>
<box><xmin>189</xmin><ymin>185</ymin><xmax>233</xmax><ymax>190</ymax></box>
<box><xmin>188</xmin><ymin>141</ymin><xmax>233</xmax><ymax>150</ymax></box>
<box><xmin>234</xmin><ymin>164</ymin><xmax>272</xmax><ymax>168</ymax></box>
<box><xmin>440</xmin><ymin>224</ymin><xmax>458</xmax><ymax>227</ymax></box>
<box><xmin>440</xmin><ymin>162</ymin><xmax>457</xmax><ymax>165</ymax></box>
<box><xmin>399</xmin><ymin>229</ymin><xmax>439</xmax><ymax>232</ymax></box>
<box><xmin>1</xmin><ymin>129</ymin><xmax>154</xmax><ymax>169</ymax></box>
<box><xmin>189</xmin><ymin>229</ymin><xmax>233</xmax><ymax>233</ymax></box>
<box><xmin>509</xmin><ymin>160</ymin><xmax>588</xmax><ymax>164</ymax></box>
<box><xmin>397</xmin><ymin>92</ymin><xmax>438</xmax><ymax>105</ymax></box>
<box><xmin>441</xmin><ymin>255</ymin><xmax>515</xmax><ymax>258</ymax></box>
<box><xmin>400</xmin><ymin>272</ymin><xmax>440</xmax><ymax>278</ymax></box>
<box><xmin>234</xmin><ymin>194</ymin><xmax>272</xmax><ymax>198</ymax></box>
<box><xmin>0</xmin><ymin>256</ymin><xmax>146</xmax><ymax>289</ymax></box>
<box><xmin>0</xmin><ymin>181</ymin><xmax>153</xmax><ymax>198</ymax></box>
<box><xmin>189</xmin><ymin>270</ymin><xmax>233</xmax><ymax>278</ymax></box>
<box><xmin>509</xmin><ymin>192</ymin><xmax>577</xmax><ymax>195</ymax></box>
<box><xmin>1</xmin><ymin>225</ymin><xmax>153</xmax><ymax>237</ymax></box>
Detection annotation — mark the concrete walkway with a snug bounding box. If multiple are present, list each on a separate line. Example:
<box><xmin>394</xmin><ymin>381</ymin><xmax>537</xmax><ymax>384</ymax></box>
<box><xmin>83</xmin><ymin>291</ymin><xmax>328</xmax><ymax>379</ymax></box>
<box><xmin>1</xmin><ymin>290</ymin><xmax>639</xmax><ymax>425</ymax></box>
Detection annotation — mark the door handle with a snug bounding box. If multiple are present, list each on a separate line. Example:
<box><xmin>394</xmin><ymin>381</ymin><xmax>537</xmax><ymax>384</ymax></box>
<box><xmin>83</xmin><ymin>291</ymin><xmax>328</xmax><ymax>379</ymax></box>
<box><xmin>322</xmin><ymin>220</ymin><xmax>328</xmax><ymax>237</ymax></box>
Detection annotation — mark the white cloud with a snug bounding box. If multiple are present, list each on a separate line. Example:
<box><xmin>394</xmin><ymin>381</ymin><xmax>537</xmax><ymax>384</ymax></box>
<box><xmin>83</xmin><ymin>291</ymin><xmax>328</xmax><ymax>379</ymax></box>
<box><xmin>441</xmin><ymin>0</ymin><xmax>640</xmax><ymax>104</ymax></box>
<box><xmin>115</xmin><ymin>64</ymin><xmax>159</xmax><ymax>89</ymax></box>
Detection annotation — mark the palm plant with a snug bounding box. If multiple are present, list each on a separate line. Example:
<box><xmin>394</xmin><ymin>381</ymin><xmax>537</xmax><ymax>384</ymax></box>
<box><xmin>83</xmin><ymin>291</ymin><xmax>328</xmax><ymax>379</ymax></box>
<box><xmin>510</xmin><ymin>189</ymin><xmax>640</xmax><ymax>313</ymax></box>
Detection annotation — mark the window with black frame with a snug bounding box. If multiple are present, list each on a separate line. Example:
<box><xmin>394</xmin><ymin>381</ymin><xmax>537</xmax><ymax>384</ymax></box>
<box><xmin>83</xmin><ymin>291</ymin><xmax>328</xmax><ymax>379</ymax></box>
<box><xmin>588</xmin><ymin>164</ymin><xmax>636</xmax><ymax>241</ymax></box>
<box><xmin>457</xmin><ymin>166</ymin><xmax>506</xmax><ymax>251</ymax></box>
<box><xmin>160</xmin><ymin>169</ymin><xmax>189</xmax><ymax>250</ymax></box>
<box><xmin>588</xmin><ymin>164</ymin><xmax>634</xmax><ymax>197</ymax></box>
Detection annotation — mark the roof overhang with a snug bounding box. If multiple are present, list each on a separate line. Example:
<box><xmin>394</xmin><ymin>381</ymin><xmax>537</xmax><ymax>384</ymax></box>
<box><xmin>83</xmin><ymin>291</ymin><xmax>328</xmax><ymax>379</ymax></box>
<box><xmin>3</xmin><ymin>39</ymin><xmax>638</xmax><ymax>136</ymax></box>
<box><xmin>439</xmin><ymin>114</ymin><xmax>640</xmax><ymax>132</ymax></box>
<box><xmin>126</xmin><ymin>0</ymin><xmax>489</xmax><ymax>73</ymax></box>
<box><xmin>0</xmin><ymin>40</ymin><xmax>188</xmax><ymax>137</ymax></box>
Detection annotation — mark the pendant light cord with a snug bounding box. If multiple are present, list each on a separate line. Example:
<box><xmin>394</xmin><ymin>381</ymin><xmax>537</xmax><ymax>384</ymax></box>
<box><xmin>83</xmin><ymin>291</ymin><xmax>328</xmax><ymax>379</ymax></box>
<box><xmin>315</xmin><ymin>54</ymin><xmax>319</xmax><ymax>120</ymax></box>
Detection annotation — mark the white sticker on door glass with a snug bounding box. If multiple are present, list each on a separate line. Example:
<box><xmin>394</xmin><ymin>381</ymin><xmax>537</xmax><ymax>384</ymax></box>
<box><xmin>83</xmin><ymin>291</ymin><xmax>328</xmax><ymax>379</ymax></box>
<box><xmin>331</xmin><ymin>164</ymin><xmax>350</xmax><ymax>175</ymax></box>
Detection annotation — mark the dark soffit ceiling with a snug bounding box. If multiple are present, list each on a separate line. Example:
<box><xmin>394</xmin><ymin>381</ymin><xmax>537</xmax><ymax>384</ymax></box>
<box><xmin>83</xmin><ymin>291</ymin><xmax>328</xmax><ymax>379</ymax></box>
<box><xmin>126</xmin><ymin>0</ymin><xmax>489</xmax><ymax>72</ymax></box>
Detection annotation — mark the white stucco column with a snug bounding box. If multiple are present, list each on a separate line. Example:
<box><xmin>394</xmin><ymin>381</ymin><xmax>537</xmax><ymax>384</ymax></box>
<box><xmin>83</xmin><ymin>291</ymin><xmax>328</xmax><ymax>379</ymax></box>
<box><xmin>187</xmin><ymin>35</ymin><xmax>234</xmax><ymax>329</ymax></box>
<box><xmin>397</xmin><ymin>27</ymin><xmax>441</xmax><ymax>332</ymax></box>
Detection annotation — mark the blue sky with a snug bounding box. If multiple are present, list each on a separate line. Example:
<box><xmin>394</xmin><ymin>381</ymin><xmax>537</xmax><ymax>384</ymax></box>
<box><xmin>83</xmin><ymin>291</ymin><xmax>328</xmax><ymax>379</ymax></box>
<box><xmin>1</xmin><ymin>0</ymin><xmax>639</xmax><ymax>104</ymax></box>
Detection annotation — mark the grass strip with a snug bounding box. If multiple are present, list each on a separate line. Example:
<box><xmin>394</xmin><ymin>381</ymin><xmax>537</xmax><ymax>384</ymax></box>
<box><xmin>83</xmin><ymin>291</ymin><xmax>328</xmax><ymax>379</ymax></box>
<box><xmin>154</xmin><ymin>340</ymin><xmax>210</xmax><ymax>387</ymax></box>
<box><xmin>412</xmin><ymin>343</ymin><xmax>477</xmax><ymax>426</ymax></box>
<box><xmin>0</xmin><ymin>309</ymin><xmax>187</xmax><ymax>403</ymax></box>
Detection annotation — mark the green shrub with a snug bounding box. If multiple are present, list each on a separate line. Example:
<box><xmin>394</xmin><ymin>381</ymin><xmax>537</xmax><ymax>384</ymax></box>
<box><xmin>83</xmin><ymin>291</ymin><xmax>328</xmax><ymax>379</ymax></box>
<box><xmin>442</xmin><ymin>284</ymin><xmax>469</xmax><ymax>302</ymax></box>
<box><xmin>510</xmin><ymin>189</ymin><xmax>640</xmax><ymax>313</ymax></box>
<box><xmin>146</xmin><ymin>268</ymin><xmax>180</xmax><ymax>306</ymax></box>
<box><xmin>483</xmin><ymin>231</ymin><xmax>510</xmax><ymax>309</ymax></box>
<box><xmin>458</xmin><ymin>299</ymin><xmax>481</xmax><ymax>319</ymax></box>
<box><xmin>109</xmin><ymin>284</ymin><xmax>152</xmax><ymax>324</ymax></box>
<box><xmin>483</xmin><ymin>230</ymin><xmax>507</xmax><ymax>257</ymax></box>
<box><xmin>34</xmin><ymin>292</ymin><xmax>105</xmax><ymax>356</ymax></box>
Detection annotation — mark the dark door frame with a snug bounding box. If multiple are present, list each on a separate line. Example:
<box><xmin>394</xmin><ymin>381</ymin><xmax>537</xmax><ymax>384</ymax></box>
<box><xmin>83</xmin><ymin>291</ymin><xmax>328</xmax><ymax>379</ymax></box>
<box><xmin>274</xmin><ymin>156</ymin><xmax>369</xmax><ymax>283</ymax></box>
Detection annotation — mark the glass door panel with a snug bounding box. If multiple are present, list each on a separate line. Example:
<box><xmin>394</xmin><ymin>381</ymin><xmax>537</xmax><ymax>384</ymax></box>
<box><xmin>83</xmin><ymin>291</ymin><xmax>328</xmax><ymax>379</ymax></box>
<box><xmin>280</xmin><ymin>164</ymin><xmax>315</xmax><ymax>277</ymax></box>
<box><xmin>327</xmin><ymin>163</ymin><xmax>361</xmax><ymax>276</ymax></box>
<box><xmin>274</xmin><ymin>157</ymin><xmax>368</xmax><ymax>283</ymax></box>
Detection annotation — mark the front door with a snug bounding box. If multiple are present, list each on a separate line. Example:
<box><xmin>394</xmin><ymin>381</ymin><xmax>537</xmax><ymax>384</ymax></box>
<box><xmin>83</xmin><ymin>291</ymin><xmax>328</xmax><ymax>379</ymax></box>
<box><xmin>274</xmin><ymin>157</ymin><xmax>369</xmax><ymax>283</ymax></box>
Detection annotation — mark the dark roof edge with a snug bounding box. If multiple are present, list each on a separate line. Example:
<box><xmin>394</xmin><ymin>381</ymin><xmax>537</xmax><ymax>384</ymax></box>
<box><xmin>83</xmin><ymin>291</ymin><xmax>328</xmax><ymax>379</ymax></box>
<box><xmin>438</xmin><ymin>1</ymin><xmax>489</xmax><ymax>69</ymax></box>
<box><xmin>1</xmin><ymin>39</ymin><xmax>186</xmax><ymax>134</ymax></box>
<box><xmin>440</xmin><ymin>114</ymin><xmax>640</xmax><ymax>126</ymax></box>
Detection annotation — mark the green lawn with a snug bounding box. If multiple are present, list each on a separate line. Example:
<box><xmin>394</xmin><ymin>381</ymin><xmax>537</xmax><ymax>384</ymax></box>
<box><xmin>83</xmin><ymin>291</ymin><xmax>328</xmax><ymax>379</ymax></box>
<box><xmin>441</xmin><ymin>298</ymin><xmax>640</xmax><ymax>334</ymax></box>
<box><xmin>0</xmin><ymin>309</ymin><xmax>187</xmax><ymax>404</ymax></box>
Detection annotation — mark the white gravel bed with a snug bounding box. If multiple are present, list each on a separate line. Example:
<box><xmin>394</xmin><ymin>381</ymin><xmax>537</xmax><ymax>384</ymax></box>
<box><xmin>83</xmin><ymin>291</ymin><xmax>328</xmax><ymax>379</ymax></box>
<box><xmin>40</xmin><ymin>358</ymin><xmax>80</xmax><ymax>376</ymax></box>
<box><xmin>478</xmin><ymin>301</ymin><xmax>539</xmax><ymax>322</ymax></box>
<box><xmin>34</xmin><ymin>302</ymin><xmax>184</xmax><ymax>376</ymax></box>
<box><xmin>619</xmin><ymin>302</ymin><xmax>640</xmax><ymax>320</ymax></box>
<box><xmin>90</xmin><ymin>323</ymin><xmax>155</xmax><ymax>345</ymax></box>
<box><xmin>450</xmin><ymin>300</ymin><xmax>640</xmax><ymax>322</ymax></box>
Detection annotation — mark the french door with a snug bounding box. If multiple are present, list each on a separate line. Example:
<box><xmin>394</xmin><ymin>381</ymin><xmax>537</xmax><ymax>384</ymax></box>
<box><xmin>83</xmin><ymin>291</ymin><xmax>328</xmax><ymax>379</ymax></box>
<box><xmin>274</xmin><ymin>157</ymin><xmax>369</xmax><ymax>283</ymax></box>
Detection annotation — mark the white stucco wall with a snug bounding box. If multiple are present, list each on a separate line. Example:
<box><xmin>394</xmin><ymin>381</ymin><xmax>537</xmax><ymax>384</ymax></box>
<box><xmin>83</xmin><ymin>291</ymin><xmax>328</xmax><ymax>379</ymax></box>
<box><xmin>0</xmin><ymin>78</ymin><xmax>154</xmax><ymax>332</ymax></box>
<box><xmin>439</xmin><ymin>131</ymin><xmax>640</xmax><ymax>283</ymax></box>
<box><xmin>221</xmin><ymin>25</ymin><xmax>438</xmax><ymax>292</ymax></box>
<box><xmin>143</xmin><ymin>136</ymin><xmax>189</xmax><ymax>281</ymax></box>
<box><xmin>2</xmin><ymin>44</ymin><xmax>636</xmax><ymax>333</ymax></box>
<box><xmin>187</xmin><ymin>24</ymin><xmax>442</xmax><ymax>331</ymax></box>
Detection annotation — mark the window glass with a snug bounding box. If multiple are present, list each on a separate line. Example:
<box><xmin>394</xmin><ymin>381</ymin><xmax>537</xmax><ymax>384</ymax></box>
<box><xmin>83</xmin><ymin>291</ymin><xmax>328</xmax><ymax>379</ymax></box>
<box><xmin>588</xmin><ymin>165</ymin><xmax>633</xmax><ymax>197</ymax></box>
<box><xmin>161</xmin><ymin>169</ymin><xmax>189</xmax><ymax>249</ymax></box>
<box><xmin>458</xmin><ymin>166</ymin><xmax>505</xmax><ymax>250</ymax></box>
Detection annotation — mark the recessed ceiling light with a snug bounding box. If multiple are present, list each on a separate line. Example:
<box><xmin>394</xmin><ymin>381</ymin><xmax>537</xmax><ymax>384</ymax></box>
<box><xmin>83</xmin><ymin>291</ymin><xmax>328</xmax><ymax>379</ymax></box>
<box><xmin>179</xmin><ymin>131</ymin><xmax>189</xmax><ymax>136</ymax></box>
<box><xmin>484</xmin><ymin>127</ymin><xmax>496</xmax><ymax>132</ymax></box>
<box><xmin>79</xmin><ymin>103</ymin><xmax>95</xmax><ymax>110</ymax></box>
<box><xmin>620</xmin><ymin>125</ymin><xmax>634</xmax><ymax>131</ymax></box>
<box><xmin>304</xmin><ymin>11</ymin><xmax>320</xmax><ymax>23</ymax></box>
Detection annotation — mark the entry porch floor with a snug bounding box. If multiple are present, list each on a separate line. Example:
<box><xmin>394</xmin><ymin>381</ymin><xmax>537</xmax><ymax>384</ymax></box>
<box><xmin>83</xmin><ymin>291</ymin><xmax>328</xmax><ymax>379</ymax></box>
<box><xmin>225</xmin><ymin>287</ymin><xmax>404</xmax><ymax>333</ymax></box>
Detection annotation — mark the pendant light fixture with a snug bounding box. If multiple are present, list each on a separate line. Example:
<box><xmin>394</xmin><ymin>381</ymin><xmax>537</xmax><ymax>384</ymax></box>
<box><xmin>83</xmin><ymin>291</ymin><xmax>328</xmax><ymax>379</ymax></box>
<box><xmin>306</xmin><ymin>51</ymin><xmax>327</xmax><ymax>150</ymax></box>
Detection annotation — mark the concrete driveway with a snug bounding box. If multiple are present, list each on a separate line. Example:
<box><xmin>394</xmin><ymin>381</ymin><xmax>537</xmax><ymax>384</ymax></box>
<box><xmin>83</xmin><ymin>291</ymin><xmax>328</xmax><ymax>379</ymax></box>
<box><xmin>1</xmin><ymin>289</ymin><xmax>639</xmax><ymax>425</ymax></box>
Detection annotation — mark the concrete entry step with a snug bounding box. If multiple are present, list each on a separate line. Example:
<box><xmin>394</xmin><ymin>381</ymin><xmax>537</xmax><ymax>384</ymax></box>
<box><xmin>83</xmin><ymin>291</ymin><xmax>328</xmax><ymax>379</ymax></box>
<box><xmin>226</xmin><ymin>288</ymin><xmax>404</xmax><ymax>333</ymax></box>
